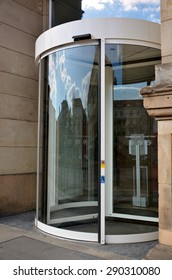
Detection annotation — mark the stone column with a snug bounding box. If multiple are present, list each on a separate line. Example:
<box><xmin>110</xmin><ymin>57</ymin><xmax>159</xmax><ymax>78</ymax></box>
<box><xmin>141</xmin><ymin>64</ymin><xmax>172</xmax><ymax>246</ymax></box>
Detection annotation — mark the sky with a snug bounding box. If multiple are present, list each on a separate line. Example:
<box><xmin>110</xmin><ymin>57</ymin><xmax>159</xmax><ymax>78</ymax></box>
<box><xmin>82</xmin><ymin>0</ymin><xmax>160</xmax><ymax>23</ymax></box>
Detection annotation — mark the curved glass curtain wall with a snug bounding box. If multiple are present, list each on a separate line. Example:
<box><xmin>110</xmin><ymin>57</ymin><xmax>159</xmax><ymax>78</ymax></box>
<box><xmin>37</xmin><ymin>42</ymin><xmax>161</xmax><ymax>242</ymax></box>
<box><xmin>105</xmin><ymin>44</ymin><xmax>160</xmax><ymax>238</ymax></box>
<box><xmin>37</xmin><ymin>44</ymin><xmax>100</xmax><ymax>240</ymax></box>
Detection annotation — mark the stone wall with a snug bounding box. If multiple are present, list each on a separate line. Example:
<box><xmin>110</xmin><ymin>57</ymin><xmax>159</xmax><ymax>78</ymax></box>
<box><xmin>0</xmin><ymin>0</ymin><xmax>48</xmax><ymax>215</ymax></box>
<box><xmin>161</xmin><ymin>0</ymin><xmax>172</xmax><ymax>63</ymax></box>
<box><xmin>141</xmin><ymin>0</ymin><xmax>172</xmax><ymax>246</ymax></box>
<box><xmin>155</xmin><ymin>0</ymin><xmax>172</xmax><ymax>245</ymax></box>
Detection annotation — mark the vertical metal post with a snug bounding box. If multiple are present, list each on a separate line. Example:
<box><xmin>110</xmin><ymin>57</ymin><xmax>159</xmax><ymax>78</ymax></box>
<box><xmin>136</xmin><ymin>143</ymin><xmax>141</xmax><ymax>206</ymax></box>
<box><xmin>100</xmin><ymin>39</ymin><xmax>106</xmax><ymax>244</ymax></box>
<box><xmin>36</xmin><ymin>60</ymin><xmax>42</xmax><ymax>224</ymax></box>
<box><xmin>105</xmin><ymin>66</ymin><xmax>113</xmax><ymax>216</ymax></box>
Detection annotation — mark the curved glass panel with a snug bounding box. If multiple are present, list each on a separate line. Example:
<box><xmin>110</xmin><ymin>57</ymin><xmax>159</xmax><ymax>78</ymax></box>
<box><xmin>39</xmin><ymin>44</ymin><xmax>100</xmax><ymax>237</ymax></box>
<box><xmin>37</xmin><ymin>40</ymin><xmax>160</xmax><ymax>243</ymax></box>
<box><xmin>105</xmin><ymin>44</ymin><xmax>160</xmax><ymax>236</ymax></box>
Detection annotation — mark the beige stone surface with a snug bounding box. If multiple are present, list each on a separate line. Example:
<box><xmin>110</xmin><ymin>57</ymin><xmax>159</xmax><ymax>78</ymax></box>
<box><xmin>162</xmin><ymin>55</ymin><xmax>172</xmax><ymax>64</ymax></box>
<box><xmin>0</xmin><ymin>47</ymin><xmax>37</xmax><ymax>80</ymax></box>
<box><xmin>158</xmin><ymin>120</ymin><xmax>172</xmax><ymax>134</ymax></box>
<box><xmin>141</xmin><ymin>89</ymin><xmax>172</xmax><ymax>119</ymax></box>
<box><xmin>13</xmin><ymin>0</ymin><xmax>43</xmax><ymax>14</ymax></box>
<box><xmin>0</xmin><ymin>93</ymin><xmax>38</xmax><ymax>122</ymax></box>
<box><xmin>158</xmin><ymin>133</ymin><xmax>172</xmax><ymax>184</ymax></box>
<box><xmin>42</xmin><ymin>0</ymin><xmax>49</xmax><ymax>30</ymax></box>
<box><xmin>0</xmin><ymin>147</ymin><xmax>37</xmax><ymax>175</ymax></box>
<box><xmin>158</xmin><ymin>121</ymin><xmax>172</xmax><ymax>235</ymax></box>
<box><xmin>144</xmin><ymin>243</ymin><xmax>172</xmax><ymax>259</ymax></box>
<box><xmin>0</xmin><ymin>0</ymin><xmax>46</xmax><ymax>214</ymax></box>
<box><xmin>145</xmin><ymin>107</ymin><xmax>172</xmax><ymax>117</ymax></box>
<box><xmin>161</xmin><ymin>0</ymin><xmax>172</xmax><ymax>63</ymax></box>
<box><xmin>158</xmin><ymin>120</ymin><xmax>172</xmax><ymax>236</ymax></box>
<box><xmin>141</xmin><ymin>79</ymin><xmax>172</xmax><ymax>246</ymax></box>
<box><xmin>0</xmin><ymin>119</ymin><xmax>37</xmax><ymax>147</ymax></box>
<box><xmin>159</xmin><ymin>229</ymin><xmax>172</xmax><ymax>246</ymax></box>
<box><xmin>0</xmin><ymin>22</ymin><xmax>36</xmax><ymax>57</ymax></box>
<box><xmin>159</xmin><ymin>183</ymin><xmax>172</xmax><ymax>228</ymax></box>
<box><xmin>156</xmin><ymin>63</ymin><xmax>172</xmax><ymax>85</ymax></box>
<box><xmin>43</xmin><ymin>14</ymin><xmax>49</xmax><ymax>31</ymax></box>
<box><xmin>0</xmin><ymin>0</ymin><xmax>43</xmax><ymax>36</ymax></box>
<box><xmin>143</xmin><ymin>93</ymin><xmax>172</xmax><ymax>109</ymax></box>
<box><xmin>43</xmin><ymin>0</ymin><xmax>49</xmax><ymax>16</ymax></box>
<box><xmin>161</xmin><ymin>20</ymin><xmax>172</xmax><ymax>59</ymax></box>
<box><xmin>0</xmin><ymin>174</ymin><xmax>36</xmax><ymax>214</ymax></box>
<box><xmin>161</xmin><ymin>0</ymin><xmax>172</xmax><ymax>22</ymax></box>
<box><xmin>0</xmin><ymin>72</ymin><xmax>38</xmax><ymax>99</ymax></box>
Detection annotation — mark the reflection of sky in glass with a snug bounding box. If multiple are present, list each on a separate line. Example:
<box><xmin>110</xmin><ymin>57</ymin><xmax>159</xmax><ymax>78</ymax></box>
<box><xmin>114</xmin><ymin>82</ymin><xmax>147</xmax><ymax>100</ymax></box>
<box><xmin>48</xmin><ymin>46</ymin><xmax>96</xmax><ymax>118</ymax></box>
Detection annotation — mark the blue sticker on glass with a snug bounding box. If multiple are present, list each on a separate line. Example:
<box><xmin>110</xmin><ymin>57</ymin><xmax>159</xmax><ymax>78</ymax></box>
<box><xmin>101</xmin><ymin>176</ymin><xmax>105</xmax><ymax>184</ymax></box>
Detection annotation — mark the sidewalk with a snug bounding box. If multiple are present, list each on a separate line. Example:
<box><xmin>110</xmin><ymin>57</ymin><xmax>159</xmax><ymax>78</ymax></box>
<box><xmin>0</xmin><ymin>211</ymin><xmax>172</xmax><ymax>260</ymax></box>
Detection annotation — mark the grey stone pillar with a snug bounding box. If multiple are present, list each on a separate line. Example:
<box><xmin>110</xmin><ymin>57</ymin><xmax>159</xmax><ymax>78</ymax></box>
<box><xmin>141</xmin><ymin>63</ymin><xmax>172</xmax><ymax>246</ymax></box>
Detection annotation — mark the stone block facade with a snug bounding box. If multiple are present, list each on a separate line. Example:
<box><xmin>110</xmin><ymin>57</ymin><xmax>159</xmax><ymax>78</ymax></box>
<box><xmin>161</xmin><ymin>0</ymin><xmax>172</xmax><ymax>63</ymax></box>
<box><xmin>0</xmin><ymin>0</ymin><xmax>49</xmax><ymax>215</ymax></box>
<box><xmin>0</xmin><ymin>0</ymin><xmax>83</xmax><ymax>216</ymax></box>
<box><xmin>141</xmin><ymin>0</ymin><xmax>172</xmax><ymax>246</ymax></box>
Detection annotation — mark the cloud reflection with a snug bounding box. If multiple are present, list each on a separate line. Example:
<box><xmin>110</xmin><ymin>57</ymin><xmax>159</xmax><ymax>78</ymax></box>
<box><xmin>49</xmin><ymin>50</ymin><xmax>92</xmax><ymax>117</ymax></box>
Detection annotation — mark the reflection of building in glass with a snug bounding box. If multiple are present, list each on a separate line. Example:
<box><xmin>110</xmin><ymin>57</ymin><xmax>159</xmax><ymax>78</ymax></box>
<box><xmin>35</xmin><ymin>17</ymin><xmax>161</xmax><ymax>243</ymax></box>
<box><xmin>56</xmin><ymin>98</ymin><xmax>86</xmax><ymax>201</ymax></box>
<box><xmin>113</xmin><ymin>100</ymin><xmax>151</xmax><ymax>136</ymax></box>
<box><xmin>48</xmin><ymin>46</ymin><xmax>99</xmax><ymax>211</ymax></box>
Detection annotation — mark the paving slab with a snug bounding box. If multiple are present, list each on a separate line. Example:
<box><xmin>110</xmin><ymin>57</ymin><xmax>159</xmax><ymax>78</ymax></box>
<box><xmin>0</xmin><ymin>236</ymin><xmax>102</xmax><ymax>260</ymax></box>
<box><xmin>0</xmin><ymin>224</ymin><xmax>130</xmax><ymax>260</ymax></box>
<box><xmin>0</xmin><ymin>211</ymin><xmax>162</xmax><ymax>260</ymax></box>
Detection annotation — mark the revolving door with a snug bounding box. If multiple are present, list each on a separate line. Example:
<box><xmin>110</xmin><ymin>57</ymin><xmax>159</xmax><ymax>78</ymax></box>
<box><xmin>36</xmin><ymin>18</ymin><xmax>161</xmax><ymax>243</ymax></box>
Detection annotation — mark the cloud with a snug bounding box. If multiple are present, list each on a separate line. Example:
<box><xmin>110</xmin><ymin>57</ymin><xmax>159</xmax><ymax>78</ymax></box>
<box><xmin>82</xmin><ymin>0</ymin><xmax>160</xmax><ymax>12</ymax></box>
<box><xmin>143</xmin><ymin>6</ymin><xmax>160</xmax><ymax>13</ymax></box>
<box><xmin>82</xmin><ymin>0</ymin><xmax>114</xmax><ymax>10</ymax></box>
<box><xmin>82</xmin><ymin>0</ymin><xmax>160</xmax><ymax>22</ymax></box>
<box><xmin>81</xmin><ymin>71</ymin><xmax>92</xmax><ymax>110</ymax></box>
<box><xmin>49</xmin><ymin>54</ymin><xmax>57</xmax><ymax>100</ymax></box>
<box><xmin>66</xmin><ymin>83</ymin><xmax>81</xmax><ymax>113</ymax></box>
<box><xmin>119</xmin><ymin>0</ymin><xmax>160</xmax><ymax>11</ymax></box>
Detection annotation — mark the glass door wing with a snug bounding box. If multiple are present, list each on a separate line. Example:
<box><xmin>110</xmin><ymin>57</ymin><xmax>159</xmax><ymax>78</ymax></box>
<box><xmin>105</xmin><ymin>43</ymin><xmax>160</xmax><ymax>223</ymax></box>
<box><xmin>45</xmin><ymin>43</ymin><xmax>100</xmax><ymax>241</ymax></box>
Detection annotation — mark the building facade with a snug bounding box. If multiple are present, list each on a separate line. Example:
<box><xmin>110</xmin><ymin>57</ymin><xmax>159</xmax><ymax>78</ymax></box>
<box><xmin>141</xmin><ymin>0</ymin><xmax>172</xmax><ymax>246</ymax></box>
<box><xmin>0</xmin><ymin>0</ymin><xmax>48</xmax><ymax>215</ymax></box>
<box><xmin>0</xmin><ymin>0</ymin><xmax>82</xmax><ymax>215</ymax></box>
<box><xmin>1</xmin><ymin>0</ymin><xmax>172</xmax><ymax>245</ymax></box>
